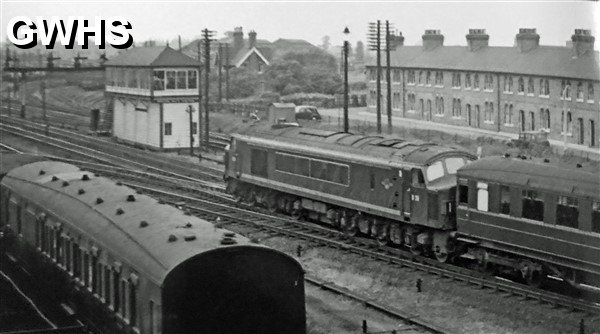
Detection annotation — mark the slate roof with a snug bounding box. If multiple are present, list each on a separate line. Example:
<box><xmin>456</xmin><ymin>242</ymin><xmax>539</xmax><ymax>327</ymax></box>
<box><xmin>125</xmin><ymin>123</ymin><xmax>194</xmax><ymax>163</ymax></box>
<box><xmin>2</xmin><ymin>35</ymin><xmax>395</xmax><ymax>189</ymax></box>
<box><xmin>368</xmin><ymin>45</ymin><xmax>600</xmax><ymax>81</ymax></box>
<box><xmin>105</xmin><ymin>46</ymin><xmax>199</xmax><ymax>67</ymax></box>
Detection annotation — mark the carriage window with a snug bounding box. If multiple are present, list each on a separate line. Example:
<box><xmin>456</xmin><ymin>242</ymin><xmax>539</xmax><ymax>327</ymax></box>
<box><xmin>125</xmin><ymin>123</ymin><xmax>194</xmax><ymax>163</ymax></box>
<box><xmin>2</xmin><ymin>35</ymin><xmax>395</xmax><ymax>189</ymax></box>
<box><xmin>73</xmin><ymin>244</ymin><xmax>81</xmax><ymax>278</ymax></box>
<box><xmin>522</xmin><ymin>190</ymin><xmax>544</xmax><ymax>221</ymax></box>
<box><xmin>55</xmin><ymin>229</ymin><xmax>61</xmax><ymax>263</ymax></box>
<box><xmin>310</xmin><ymin>160</ymin><xmax>349</xmax><ymax>185</ymax></box>
<box><xmin>65</xmin><ymin>239</ymin><xmax>72</xmax><ymax>272</ymax></box>
<box><xmin>499</xmin><ymin>186</ymin><xmax>511</xmax><ymax>215</ymax></box>
<box><xmin>458</xmin><ymin>184</ymin><xmax>469</xmax><ymax>204</ymax></box>
<box><xmin>91</xmin><ymin>255</ymin><xmax>98</xmax><ymax>293</ymax></box>
<box><xmin>150</xmin><ymin>301</ymin><xmax>161</xmax><ymax>334</ymax></box>
<box><xmin>129</xmin><ymin>280</ymin><xmax>137</xmax><ymax>326</ymax></box>
<box><xmin>275</xmin><ymin>153</ymin><xmax>309</xmax><ymax>177</ymax></box>
<box><xmin>113</xmin><ymin>271</ymin><xmax>121</xmax><ymax>312</ymax></box>
<box><xmin>370</xmin><ymin>172</ymin><xmax>375</xmax><ymax>190</ymax></box>
<box><xmin>476</xmin><ymin>182</ymin><xmax>489</xmax><ymax>212</ymax></box>
<box><xmin>445</xmin><ymin>157</ymin><xmax>466</xmax><ymax>174</ymax></box>
<box><xmin>16</xmin><ymin>205</ymin><xmax>22</xmax><ymax>235</ymax></box>
<box><xmin>83</xmin><ymin>252</ymin><xmax>89</xmax><ymax>286</ymax></box>
<box><xmin>122</xmin><ymin>279</ymin><xmax>129</xmax><ymax>320</ymax></box>
<box><xmin>426</xmin><ymin>161</ymin><xmax>444</xmax><ymax>182</ymax></box>
<box><xmin>556</xmin><ymin>196</ymin><xmax>579</xmax><ymax>229</ymax></box>
<box><xmin>105</xmin><ymin>267</ymin><xmax>112</xmax><ymax>305</ymax></box>
<box><xmin>592</xmin><ymin>202</ymin><xmax>600</xmax><ymax>233</ymax></box>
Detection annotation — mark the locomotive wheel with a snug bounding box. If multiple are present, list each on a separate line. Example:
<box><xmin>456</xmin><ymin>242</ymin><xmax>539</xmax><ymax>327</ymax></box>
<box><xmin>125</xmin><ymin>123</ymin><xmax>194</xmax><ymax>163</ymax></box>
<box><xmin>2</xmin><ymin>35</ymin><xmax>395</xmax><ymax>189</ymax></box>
<box><xmin>291</xmin><ymin>209</ymin><xmax>304</xmax><ymax>220</ymax></box>
<box><xmin>342</xmin><ymin>215</ymin><xmax>358</xmax><ymax>236</ymax></box>
<box><xmin>389</xmin><ymin>224</ymin><xmax>404</xmax><ymax>246</ymax></box>
<box><xmin>434</xmin><ymin>249</ymin><xmax>449</xmax><ymax>263</ymax></box>
<box><xmin>266</xmin><ymin>193</ymin><xmax>279</xmax><ymax>213</ymax></box>
<box><xmin>519</xmin><ymin>261</ymin><xmax>544</xmax><ymax>288</ymax></box>
<box><xmin>375</xmin><ymin>222</ymin><xmax>389</xmax><ymax>246</ymax></box>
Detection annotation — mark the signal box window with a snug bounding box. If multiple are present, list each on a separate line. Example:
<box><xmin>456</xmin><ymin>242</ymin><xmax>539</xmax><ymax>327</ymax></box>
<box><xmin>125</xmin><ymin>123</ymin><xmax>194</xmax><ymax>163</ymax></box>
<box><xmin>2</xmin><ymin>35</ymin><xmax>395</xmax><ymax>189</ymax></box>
<box><xmin>556</xmin><ymin>196</ymin><xmax>579</xmax><ymax>229</ymax></box>
<box><xmin>164</xmin><ymin>123</ymin><xmax>172</xmax><ymax>136</ymax></box>
<box><xmin>592</xmin><ymin>202</ymin><xmax>600</xmax><ymax>233</ymax></box>
<box><xmin>499</xmin><ymin>186</ymin><xmax>510</xmax><ymax>215</ymax></box>
<box><xmin>476</xmin><ymin>182</ymin><xmax>488</xmax><ymax>212</ymax></box>
<box><xmin>522</xmin><ymin>190</ymin><xmax>544</xmax><ymax>221</ymax></box>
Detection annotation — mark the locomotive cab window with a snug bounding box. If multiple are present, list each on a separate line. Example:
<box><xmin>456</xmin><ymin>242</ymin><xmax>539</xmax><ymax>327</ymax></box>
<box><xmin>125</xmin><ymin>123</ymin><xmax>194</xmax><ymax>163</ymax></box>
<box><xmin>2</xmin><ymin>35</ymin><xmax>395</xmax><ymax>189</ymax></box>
<box><xmin>592</xmin><ymin>201</ymin><xmax>600</xmax><ymax>233</ymax></box>
<box><xmin>522</xmin><ymin>190</ymin><xmax>544</xmax><ymax>222</ymax></box>
<box><xmin>425</xmin><ymin>162</ymin><xmax>443</xmax><ymax>183</ymax></box>
<box><xmin>476</xmin><ymin>182</ymin><xmax>489</xmax><ymax>212</ymax></box>
<box><xmin>556</xmin><ymin>196</ymin><xmax>579</xmax><ymax>229</ymax></box>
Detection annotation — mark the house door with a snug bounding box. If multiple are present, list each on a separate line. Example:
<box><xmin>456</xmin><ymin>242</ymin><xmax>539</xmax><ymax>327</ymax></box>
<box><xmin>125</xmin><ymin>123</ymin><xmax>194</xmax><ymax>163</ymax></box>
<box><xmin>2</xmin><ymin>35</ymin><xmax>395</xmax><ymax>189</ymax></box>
<box><xmin>420</xmin><ymin>99</ymin><xmax>424</xmax><ymax>119</ymax></box>
<box><xmin>520</xmin><ymin>110</ymin><xmax>526</xmax><ymax>132</ymax></box>
<box><xmin>427</xmin><ymin>100</ymin><xmax>432</xmax><ymax>121</ymax></box>
<box><xmin>530</xmin><ymin>111</ymin><xmax>535</xmax><ymax>131</ymax></box>
<box><xmin>578</xmin><ymin>118</ymin><xmax>584</xmax><ymax>144</ymax></box>
<box><xmin>467</xmin><ymin>104</ymin><xmax>472</xmax><ymax>126</ymax></box>
<box><xmin>475</xmin><ymin>105</ymin><xmax>481</xmax><ymax>128</ymax></box>
<box><xmin>591</xmin><ymin>120</ymin><xmax>596</xmax><ymax>147</ymax></box>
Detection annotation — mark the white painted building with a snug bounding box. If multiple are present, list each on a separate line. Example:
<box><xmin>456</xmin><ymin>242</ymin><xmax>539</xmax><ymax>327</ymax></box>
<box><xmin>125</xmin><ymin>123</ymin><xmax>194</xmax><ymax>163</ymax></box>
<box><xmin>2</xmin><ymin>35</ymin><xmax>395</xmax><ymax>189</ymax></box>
<box><xmin>105</xmin><ymin>46</ymin><xmax>201</xmax><ymax>150</ymax></box>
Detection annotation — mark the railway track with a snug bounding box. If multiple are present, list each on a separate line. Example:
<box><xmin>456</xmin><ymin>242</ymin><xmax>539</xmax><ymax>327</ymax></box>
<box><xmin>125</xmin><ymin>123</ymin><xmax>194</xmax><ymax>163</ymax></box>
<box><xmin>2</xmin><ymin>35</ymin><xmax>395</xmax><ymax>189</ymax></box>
<box><xmin>0</xmin><ymin>116</ymin><xmax>224</xmax><ymax>183</ymax></box>
<box><xmin>119</xmin><ymin>182</ymin><xmax>600</xmax><ymax>317</ymax></box>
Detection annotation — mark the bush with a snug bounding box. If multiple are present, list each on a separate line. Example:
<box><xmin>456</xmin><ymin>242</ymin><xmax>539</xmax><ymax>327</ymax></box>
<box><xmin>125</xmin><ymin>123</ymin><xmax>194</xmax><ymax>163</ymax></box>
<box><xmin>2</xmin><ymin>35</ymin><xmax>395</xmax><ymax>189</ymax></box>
<box><xmin>280</xmin><ymin>93</ymin><xmax>336</xmax><ymax>108</ymax></box>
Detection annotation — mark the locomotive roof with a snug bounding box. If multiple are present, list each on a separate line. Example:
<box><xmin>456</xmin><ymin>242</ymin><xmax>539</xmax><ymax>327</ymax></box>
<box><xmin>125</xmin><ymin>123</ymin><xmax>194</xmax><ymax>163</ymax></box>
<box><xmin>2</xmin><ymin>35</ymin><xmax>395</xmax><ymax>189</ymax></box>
<box><xmin>458</xmin><ymin>156</ymin><xmax>600</xmax><ymax>199</ymax></box>
<box><xmin>234</xmin><ymin>126</ymin><xmax>475</xmax><ymax>167</ymax></box>
<box><xmin>0</xmin><ymin>153</ymin><xmax>49</xmax><ymax>178</ymax></box>
<box><xmin>1</xmin><ymin>160</ymin><xmax>281</xmax><ymax>285</ymax></box>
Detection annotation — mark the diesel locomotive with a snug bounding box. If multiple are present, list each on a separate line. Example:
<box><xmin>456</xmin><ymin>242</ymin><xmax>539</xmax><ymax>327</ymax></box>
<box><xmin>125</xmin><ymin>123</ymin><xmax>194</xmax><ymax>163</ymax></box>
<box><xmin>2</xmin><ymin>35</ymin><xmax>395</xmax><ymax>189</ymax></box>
<box><xmin>224</xmin><ymin>125</ymin><xmax>600</xmax><ymax>289</ymax></box>
<box><xmin>0</xmin><ymin>153</ymin><xmax>306</xmax><ymax>334</ymax></box>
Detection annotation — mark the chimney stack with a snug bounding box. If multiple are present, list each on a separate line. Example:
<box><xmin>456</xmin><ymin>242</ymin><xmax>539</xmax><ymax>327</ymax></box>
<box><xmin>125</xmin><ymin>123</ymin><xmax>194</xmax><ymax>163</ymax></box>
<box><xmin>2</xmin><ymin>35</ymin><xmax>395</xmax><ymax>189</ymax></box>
<box><xmin>233</xmin><ymin>27</ymin><xmax>244</xmax><ymax>52</ymax></box>
<box><xmin>390</xmin><ymin>32</ymin><xmax>404</xmax><ymax>49</ymax></box>
<box><xmin>571</xmin><ymin>29</ymin><xmax>595</xmax><ymax>57</ymax></box>
<box><xmin>422</xmin><ymin>30</ymin><xmax>443</xmax><ymax>50</ymax></box>
<box><xmin>515</xmin><ymin>28</ymin><xmax>539</xmax><ymax>52</ymax></box>
<box><xmin>249</xmin><ymin>30</ymin><xmax>257</xmax><ymax>48</ymax></box>
<box><xmin>466</xmin><ymin>29</ymin><xmax>489</xmax><ymax>52</ymax></box>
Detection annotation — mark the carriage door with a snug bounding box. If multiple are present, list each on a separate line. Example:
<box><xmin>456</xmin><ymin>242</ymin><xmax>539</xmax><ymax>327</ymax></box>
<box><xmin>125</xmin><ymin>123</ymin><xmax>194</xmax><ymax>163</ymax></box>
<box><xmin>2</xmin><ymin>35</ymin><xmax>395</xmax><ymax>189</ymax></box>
<box><xmin>410</xmin><ymin>168</ymin><xmax>428</xmax><ymax>224</ymax></box>
<box><xmin>402</xmin><ymin>169</ymin><xmax>412</xmax><ymax>220</ymax></box>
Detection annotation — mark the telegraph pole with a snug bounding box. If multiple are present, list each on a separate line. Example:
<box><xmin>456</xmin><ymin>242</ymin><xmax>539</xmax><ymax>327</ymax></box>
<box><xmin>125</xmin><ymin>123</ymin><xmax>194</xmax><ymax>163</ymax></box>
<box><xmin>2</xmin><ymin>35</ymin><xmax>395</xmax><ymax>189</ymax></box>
<box><xmin>40</xmin><ymin>79</ymin><xmax>47</xmax><ymax>123</ymax></box>
<box><xmin>385</xmin><ymin>21</ymin><xmax>394</xmax><ymax>135</ymax></box>
<box><xmin>342</xmin><ymin>27</ymin><xmax>350</xmax><ymax>133</ymax></box>
<box><xmin>218</xmin><ymin>43</ymin><xmax>223</xmax><ymax>102</ymax></box>
<box><xmin>202</xmin><ymin>29</ymin><xmax>215</xmax><ymax>151</ymax></box>
<box><xmin>225</xmin><ymin>43</ymin><xmax>230</xmax><ymax>101</ymax></box>
<box><xmin>368</xmin><ymin>21</ymin><xmax>382</xmax><ymax>134</ymax></box>
<box><xmin>197</xmin><ymin>41</ymin><xmax>203</xmax><ymax>156</ymax></box>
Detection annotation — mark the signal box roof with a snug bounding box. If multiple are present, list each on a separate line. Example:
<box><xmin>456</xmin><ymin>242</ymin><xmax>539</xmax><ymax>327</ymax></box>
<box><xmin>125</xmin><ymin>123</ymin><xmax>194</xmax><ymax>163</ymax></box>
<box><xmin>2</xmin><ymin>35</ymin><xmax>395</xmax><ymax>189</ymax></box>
<box><xmin>105</xmin><ymin>46</ymin><xmax>199</xmax><ymax>67</ymax></box>
<box><xmin>458</xmin><ymin>156</ymin><xmax>600</xmax><ymax>199</ymax></box>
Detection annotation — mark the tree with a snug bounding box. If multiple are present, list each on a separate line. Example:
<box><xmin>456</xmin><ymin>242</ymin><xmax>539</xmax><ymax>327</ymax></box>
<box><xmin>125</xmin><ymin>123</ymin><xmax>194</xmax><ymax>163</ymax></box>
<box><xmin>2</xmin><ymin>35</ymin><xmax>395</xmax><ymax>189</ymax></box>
<box><xmin>355</xmin><ymin>41</ymin><xmax>364</xmax><ymax>61</ymax></box>
<box><xmin>321</xmin><ymin>35</ymin><xmax>330</xmax><ymax>51</ymax></box>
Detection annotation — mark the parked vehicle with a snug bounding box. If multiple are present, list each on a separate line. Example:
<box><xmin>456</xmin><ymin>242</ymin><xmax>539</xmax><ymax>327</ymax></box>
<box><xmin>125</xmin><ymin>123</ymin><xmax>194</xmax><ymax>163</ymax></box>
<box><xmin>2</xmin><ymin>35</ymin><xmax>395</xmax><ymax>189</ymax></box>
<box><xmin>294</xmin><ymin>106</ymin><xmax>321</xmax><ymax>121</ymax></box>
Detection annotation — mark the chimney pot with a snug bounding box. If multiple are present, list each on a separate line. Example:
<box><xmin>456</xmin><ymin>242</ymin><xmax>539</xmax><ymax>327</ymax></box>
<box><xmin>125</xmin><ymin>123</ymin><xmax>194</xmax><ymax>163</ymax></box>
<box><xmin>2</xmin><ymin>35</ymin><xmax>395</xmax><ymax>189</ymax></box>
<box><xmin>249</xmin><ymin>30</ymin><xmax>257</xmax><ymax>48</ymax></box>
<box><xmin>233</xmin><ymin>27</ymin><xmax>244</xmax><ymax>52</ymax></box>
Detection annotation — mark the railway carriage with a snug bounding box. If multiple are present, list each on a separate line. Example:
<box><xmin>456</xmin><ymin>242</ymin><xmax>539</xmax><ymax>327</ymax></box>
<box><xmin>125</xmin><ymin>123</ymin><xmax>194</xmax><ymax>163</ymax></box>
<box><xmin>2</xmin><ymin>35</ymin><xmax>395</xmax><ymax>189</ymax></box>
<box><xmin>0</xmin><ymin>153</ymin><xmax>306</xmax><ymax>334</ymax></box>
<box><xmin>456</xmin><ymin>156</ymin><xmax>600</xmax><ymax>288</ymax></box>
<box><xmin>225</xmin><ymin>126</ymin><xmax>476</xmax><ymax>261</ymax></box>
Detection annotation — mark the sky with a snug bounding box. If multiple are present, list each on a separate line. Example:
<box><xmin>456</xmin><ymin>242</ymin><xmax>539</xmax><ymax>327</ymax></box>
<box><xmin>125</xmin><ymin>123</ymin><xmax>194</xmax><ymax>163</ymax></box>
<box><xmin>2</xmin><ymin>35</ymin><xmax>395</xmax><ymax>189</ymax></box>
<box><xmin>1</xmin><ymin>1</ymin><xmax>598</xmax><ymax>49</ymax></box>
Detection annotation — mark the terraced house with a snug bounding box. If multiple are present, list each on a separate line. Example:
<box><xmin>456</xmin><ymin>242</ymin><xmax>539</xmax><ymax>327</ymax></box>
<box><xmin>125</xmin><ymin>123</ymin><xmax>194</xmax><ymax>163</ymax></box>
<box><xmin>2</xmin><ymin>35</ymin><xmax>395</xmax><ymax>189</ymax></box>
<box><xmin>366</xmin><ymin>29</ymin><xmax>600</xmax><ymax>147</ymax></box>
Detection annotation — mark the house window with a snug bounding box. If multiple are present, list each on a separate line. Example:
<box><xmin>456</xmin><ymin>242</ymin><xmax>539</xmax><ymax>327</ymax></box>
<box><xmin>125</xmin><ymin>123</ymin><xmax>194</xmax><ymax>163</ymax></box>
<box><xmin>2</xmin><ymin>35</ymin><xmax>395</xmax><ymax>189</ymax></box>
<box><xmin>577</xmin><ymin>82</ymin><xmax>584</xmax><ymax>100</ymax></box>
<box><xmin>503</xmin><ymin>75</ymin><xmax>513</xmax><ymax>93</ymax></box>
<box><xmin>418</xmin><ymin>71</ymin><xmax>423</xmax><ymax>85</ymax></box>
<box><xmin>407</xmin><ymin>93</ymin><xmax>416</xmax><ymax>111</ymax></box>
<box><xmin>452</xmin><ymin>98</ymin><xmax>462</xmax><ymax>117</ymax></box>
<box><xmin>392</xmin><ymin>92</ymin><xmax>401</xmax><ymax>109</ymax></box>
<box><xmin>392</xmin><ymin>69</ymin><xmax>401</xmax><ymax>82</ymax></box>
<box><xmin>425</xmin><ymin>71</ymin><xmax>431</xmax><ymax>85</ymax></box>
<box><xmin>407</xmin><ymin>70</ymin><xmax>415</xmax><ymax>84</ymax></box>
<box><xmin>588</xmin><ymin>82</ymin><xmax>595</xmax><ymax>101</ymax></box>
<box><xmin>452</xmin><ymin>73</ymin><xmax>461</xmax><ymax>88</ymax></box>
<box><xmin>164</xmin><ymin>123</ymin><xmax>172</xmax><ymax>136</ymax></box>
<box><xmin>187</xmin><ymin>70</ymin><xmax>197</xmax><ymax>89</ymax></box>
<box><xmin>473</xmin><ymin>74</ymin><xmax>480</xmax><ymax>89</ymax></box>
<box><xmin>484</xmin><ymin>74</ymin><xmax>494</xmax><ymax>90</ymax></box>
<box><xmin>561</xmin><ymin>80</ymin><xmax>571</xmax><ymax>99</ymax></box>
<box><xmin>518</xmin><ymin>77</ymin><xmax>524</xmax><ymax>93</ymax></box>
<box><xmin>499</xmin><ymin>185</ymin><xmax>510</xmax><ymax>214</ymax></box>
<box><xmin>152</xmin><ymin>71</ymin><xmax>165</xmax><ymax>90</ymax></box>
<box><xmin>435</xmin><ymin>71</ymin><xmax>444</xmax><ymax>86</ymax></box>
<box><xmin>435</xmin><ymin>97</ymin><xmax>444</xmax><ymax>115</ymax></box>
<box><xmin>476</xmin><ymin>182</ymin><xmax>488</xmax><ymax>212</ymax></box>
<box><xmin>522</xmin><ymin>190</ymin><xmax>544</xmax><ymax>221</ymax></box>
<box><xmin>191</xmin><ymin>122</ymin><xmax>197</xmax><ymax>135</ymax></box>
<box><xmin>484</xmin><ymin>102</ymin><xmax>494</xmax><ymax>122</ymax></box>
<box><xmin>465</xmin><ymin>73</ymin><xmax>471</xmax><ymax>88</ymax></box>
<box><xmin>166</xmin><ymin>71</ymin><xmax>176</xmax><ymax>89</ymax></box>
<box><xmin>527</xmin><ymin>78</ymin><xmax>534</xmax><ymax>94</ymax></box>
<box><xmin>556</xmin><ymin>196</ymin><xmax>579</xmax><ymax>228</ymax></box>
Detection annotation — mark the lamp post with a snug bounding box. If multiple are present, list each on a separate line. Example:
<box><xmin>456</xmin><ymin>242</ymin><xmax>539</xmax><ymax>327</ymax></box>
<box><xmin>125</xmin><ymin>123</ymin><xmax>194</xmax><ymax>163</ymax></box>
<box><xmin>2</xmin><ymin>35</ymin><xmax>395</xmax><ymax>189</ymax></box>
<box><xmin>343</xmin><ymin>27</ymin><xmax>350</xmax><ymax>133</ymax></box>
